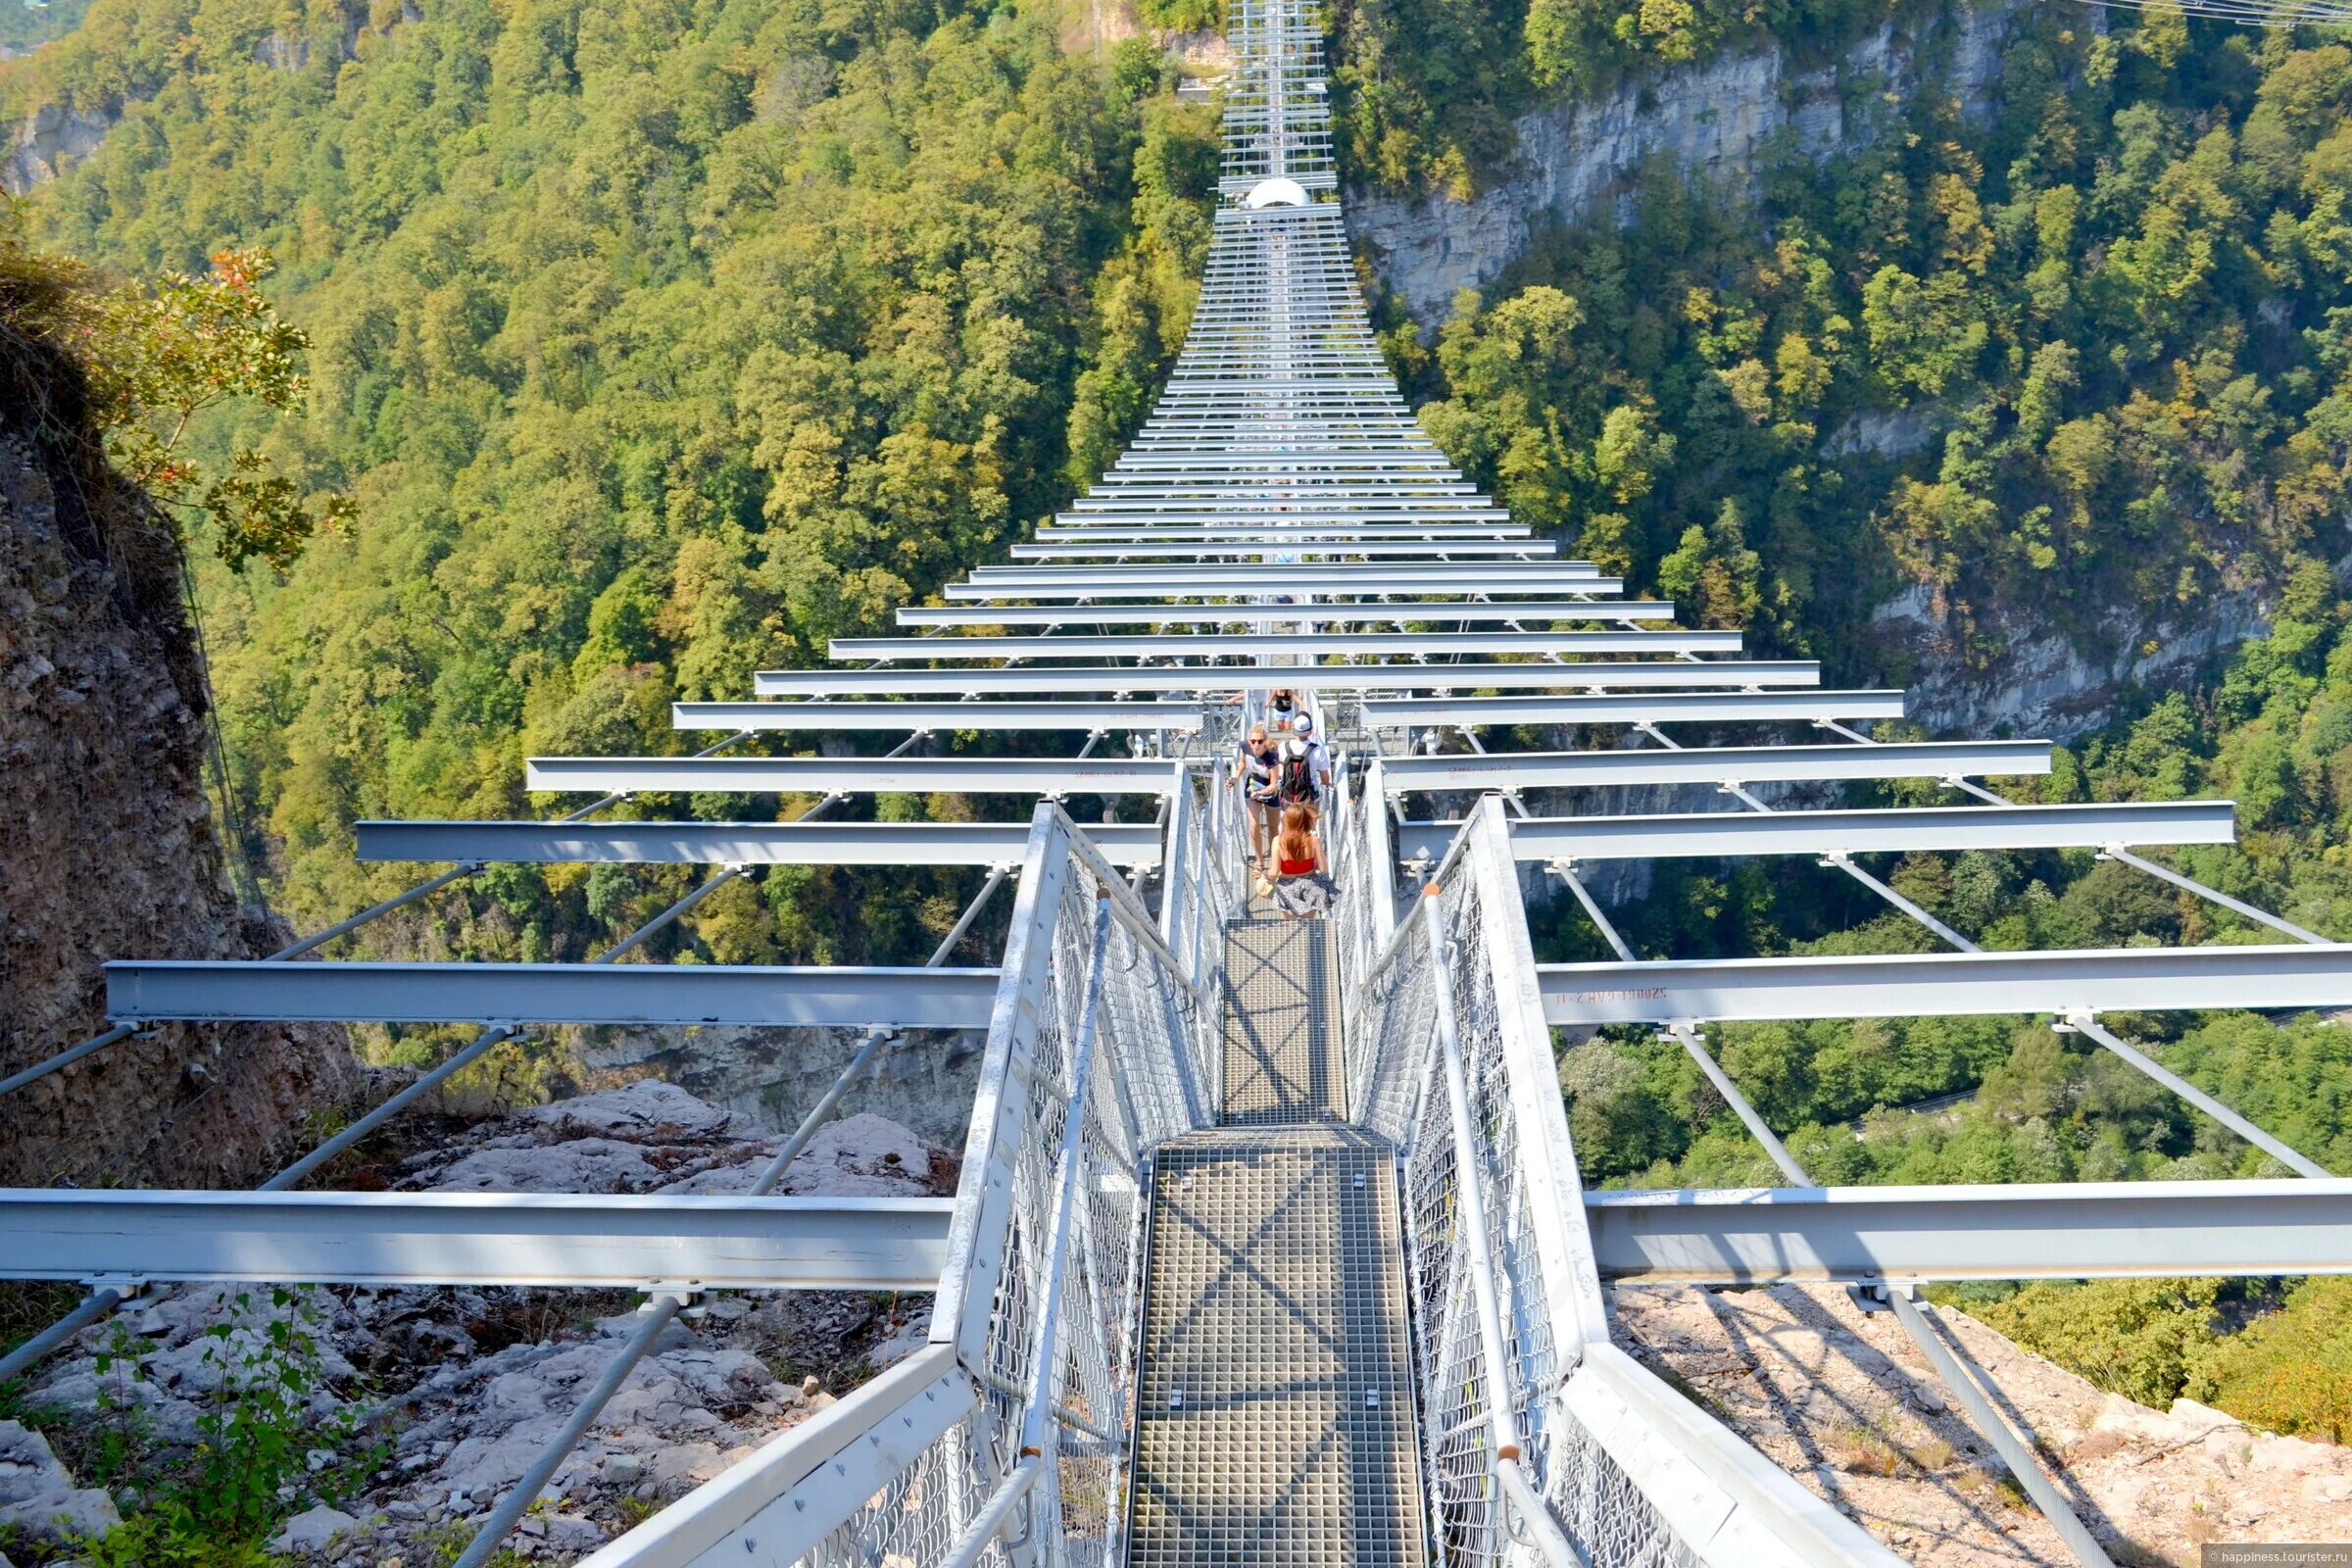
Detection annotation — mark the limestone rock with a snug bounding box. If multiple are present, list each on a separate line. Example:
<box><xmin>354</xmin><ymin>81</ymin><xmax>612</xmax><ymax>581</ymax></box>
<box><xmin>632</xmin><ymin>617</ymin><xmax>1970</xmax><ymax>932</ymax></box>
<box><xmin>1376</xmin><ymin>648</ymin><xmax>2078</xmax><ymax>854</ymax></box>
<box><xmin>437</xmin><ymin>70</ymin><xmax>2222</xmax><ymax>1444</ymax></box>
<box><xmin>1613</xmin><ymin>1282</ymin><xmax>2352</xmax><ymax>1565</ymax></box>
<box><xmin>271</xmin><ymin>1503</ymin><xmax>361</xmax><ymax>1551</ymax></box>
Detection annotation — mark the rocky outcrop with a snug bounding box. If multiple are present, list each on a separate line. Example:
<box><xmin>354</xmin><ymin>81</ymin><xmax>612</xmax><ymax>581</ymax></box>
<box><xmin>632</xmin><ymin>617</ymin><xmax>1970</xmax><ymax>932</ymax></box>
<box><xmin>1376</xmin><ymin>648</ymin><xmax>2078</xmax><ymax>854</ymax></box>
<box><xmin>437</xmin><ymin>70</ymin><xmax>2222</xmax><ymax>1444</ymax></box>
<box><xmin>0</xmin><ymin>392</ymin><xmax>353</xmax><ymax>1185</ymax></box>
<box><xmin>1615</xmin><ymin>1282</ymin><xmax>2352</xmax><ymax>1564</ymax></box>
<box><xmin>1351</xmin><ymin>0</ymin><xmax>2034</xmax><ymax>321</ymax></box>
<box><xmin>1868</xmin><ymin>583</ymin><xmax>2274</xmax><ymax>739</ymax></box>
<box><xmin>22</xmin><ymin>1085</ymin><xmax>948</xmax><ymax>1565</ymax></box>
<box><xmin>2</xmin><ymin>99</ymin><xmax>113</xmax><ymax>192</ymax></box>
<box><xmin>576</xmin><ymin>1023</ymin><xmax>986</xmax><ymax>1148</ymax></box>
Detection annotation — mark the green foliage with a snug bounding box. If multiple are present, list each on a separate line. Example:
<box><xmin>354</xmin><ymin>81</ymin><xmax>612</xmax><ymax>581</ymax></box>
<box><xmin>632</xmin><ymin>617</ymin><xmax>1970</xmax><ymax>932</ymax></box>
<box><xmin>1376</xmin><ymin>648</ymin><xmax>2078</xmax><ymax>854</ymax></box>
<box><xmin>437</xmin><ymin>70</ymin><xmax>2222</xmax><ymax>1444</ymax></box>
<box><xmin>2192</xmin><ymin>1277</ymin><xmax>2352</xmax><ymax>1441</ymax></box>
<box><xmin>70</xmin><ymin>245</ymin><xmax>352</xmax><ymax>570</ymax></box>
<box><xmin>4</xmin><ymin>0</ymin><xmax>1206</xmax><ymax>967</ymax></box>
<box><xmin>1970</xmin><ymin>1278</ymin><xmax>2223</xmax><ymax>1409</ymax></box>
<box><xmin>1397</xmin><ymin>15</ymin><xmax>2352</xmax><ymax>669</ymax></box>
<box><xmin>9</xmin><ymin>1289</ymin><xmax>380</xmax><ymax>1568</ymax></box>
<box><xmin>0</xmin><ymin>0</ymin><xmax>94</xmax><ymax>52</ymax></box>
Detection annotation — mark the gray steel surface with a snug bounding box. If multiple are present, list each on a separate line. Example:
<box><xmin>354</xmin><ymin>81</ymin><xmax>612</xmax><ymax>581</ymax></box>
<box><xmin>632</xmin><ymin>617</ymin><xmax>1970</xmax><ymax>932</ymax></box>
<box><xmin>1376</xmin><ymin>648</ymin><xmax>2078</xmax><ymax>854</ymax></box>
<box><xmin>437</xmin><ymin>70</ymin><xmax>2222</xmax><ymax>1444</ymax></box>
<box><xmin>525</xmin><ymin>756</ymin><xmax>1184</xmax><ymax>796</ymax></box>
<box><xmin>1129</xmin><ymin>1130</ymin><xmax>1425</xmax><ymax>1568</ymax></box>
<box><xmin>1583</xmin><ymin>1179</ymin><xmax>2352</xmax><ymax>1282</ymax></box>
<box><xmin>356</xmin><ymin>818</ymin><xmax>1163</xmax><ymax>868</ymax></box>
<box><xmin>828</xmin><ymin>629</ymin><xmax>1741</xmax><ymax>661</ymax></box>
<box><xmin>1380</xmin><ymin>739</ymin><xmax>2052</xmax><ymax>793</ymax></box>
<box><xmin>1536</xmin><ymin>942</ymin><xmax>2352</xmax><ymax>1024</ymax></box>
<box><xmin>669</xmin><ymin>699</ymin><xmax>1206</xmax><ymax>731</ymax></box>
<box><xmin>1361</xmin><ymin>690</ymin><xmax>1909</xmax><ymax>727</ymax></box>
<box><xmin>1395</xmin><ymin>801</ymin><xmax>2241</xmax><ymax>862</ymax></box>
<box><xmin>752</xmin><ymin>662</ymin><xmax>1822</xmax><ymax>696</ymax></box>
<box><xmin>104</xmin><ymin>959</ymin><xmax>1001</xmax><ymax>1028</ymax></box>
<box><xmin>0</xmin><ymin>1191</ymin><xmax>953</xmax><ymax>1290</ymax></box>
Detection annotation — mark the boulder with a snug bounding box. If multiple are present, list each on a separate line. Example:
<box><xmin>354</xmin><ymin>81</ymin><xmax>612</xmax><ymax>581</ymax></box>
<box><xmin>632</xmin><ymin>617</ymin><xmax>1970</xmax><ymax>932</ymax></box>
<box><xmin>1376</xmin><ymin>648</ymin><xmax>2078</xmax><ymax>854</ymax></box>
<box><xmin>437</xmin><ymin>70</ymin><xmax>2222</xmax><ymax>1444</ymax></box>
<box><xmin>270</xmin><ymin>1502</ymin><xmax>361</xmax><ymax>1552</ymax></box>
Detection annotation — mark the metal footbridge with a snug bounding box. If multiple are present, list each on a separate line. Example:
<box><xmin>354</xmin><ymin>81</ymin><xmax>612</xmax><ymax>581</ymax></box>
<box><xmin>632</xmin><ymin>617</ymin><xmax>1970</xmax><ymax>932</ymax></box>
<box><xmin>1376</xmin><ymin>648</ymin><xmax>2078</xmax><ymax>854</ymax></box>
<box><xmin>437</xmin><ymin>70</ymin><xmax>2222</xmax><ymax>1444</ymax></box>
<box><xmin>8</xmin><ymin>3</ymin><xmax>2352</xmax><ymax>1566</ymax></box>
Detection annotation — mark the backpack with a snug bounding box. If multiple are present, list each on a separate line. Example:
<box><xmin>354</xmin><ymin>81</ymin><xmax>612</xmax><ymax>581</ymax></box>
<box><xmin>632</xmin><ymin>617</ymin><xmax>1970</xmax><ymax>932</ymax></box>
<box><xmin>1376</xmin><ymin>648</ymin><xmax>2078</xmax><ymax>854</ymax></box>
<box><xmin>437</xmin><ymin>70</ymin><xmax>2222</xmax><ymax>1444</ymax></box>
<box><xmin>1277</xmin><ymin>741</ymin><xmax>1316</xmax><ymax>805</ymax></box>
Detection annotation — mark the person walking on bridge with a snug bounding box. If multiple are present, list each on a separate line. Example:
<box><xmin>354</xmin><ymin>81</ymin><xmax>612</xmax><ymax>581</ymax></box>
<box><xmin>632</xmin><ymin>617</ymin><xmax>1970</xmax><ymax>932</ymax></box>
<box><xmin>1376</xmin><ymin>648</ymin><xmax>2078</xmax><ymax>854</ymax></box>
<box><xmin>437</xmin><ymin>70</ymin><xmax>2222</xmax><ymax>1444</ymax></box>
<box><xmin>1227</xmin><ymin>721</ymin><xmax>1280</xmax><ymax>870</ymax></box>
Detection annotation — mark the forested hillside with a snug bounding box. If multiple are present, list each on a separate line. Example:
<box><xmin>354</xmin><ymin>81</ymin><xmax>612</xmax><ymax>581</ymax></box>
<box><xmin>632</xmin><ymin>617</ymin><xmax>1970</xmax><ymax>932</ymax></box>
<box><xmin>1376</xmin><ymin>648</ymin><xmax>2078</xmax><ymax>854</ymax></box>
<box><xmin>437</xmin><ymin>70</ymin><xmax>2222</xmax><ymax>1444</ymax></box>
<box><xmin>1326</xmin><ymin>0</ymin><xmax>2352</xmax><ymax>1434</ymax></box>
<box><xmin>12</xmin><ymin>0</ymin><xmax>2352</xmax><ymax>1441</ymax></box>
<box><xmin>2</xmin><ymin>0</ymin><xmax>1217</xmax><ymax>976</ymax></box>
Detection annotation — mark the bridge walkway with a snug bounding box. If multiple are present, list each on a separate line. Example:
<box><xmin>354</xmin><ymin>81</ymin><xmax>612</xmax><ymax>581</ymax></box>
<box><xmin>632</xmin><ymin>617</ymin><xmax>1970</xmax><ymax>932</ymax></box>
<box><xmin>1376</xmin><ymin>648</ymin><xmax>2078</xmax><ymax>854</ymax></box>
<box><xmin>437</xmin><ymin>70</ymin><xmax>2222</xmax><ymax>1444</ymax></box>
<box><xmin>1126</xmin><ymin>898</ymin><xmax>1427</xmax><ymax>1567</ymax></box>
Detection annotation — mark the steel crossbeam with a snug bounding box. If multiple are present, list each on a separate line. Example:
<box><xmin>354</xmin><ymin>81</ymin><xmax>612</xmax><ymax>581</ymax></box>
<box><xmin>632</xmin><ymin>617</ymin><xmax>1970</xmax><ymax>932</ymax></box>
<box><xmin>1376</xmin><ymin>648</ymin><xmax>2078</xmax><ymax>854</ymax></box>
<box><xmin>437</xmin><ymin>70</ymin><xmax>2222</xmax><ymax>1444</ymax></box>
<box><xmin>524</xmin><ymin>756</ymin><xmax>1184</xmax><ymax>796</ymax></box>
<box><xmin>356</xmin><ymin>818</ymin><xmax>1163</xmax><ymax>868</ymax></box>
<box><xmin>1378</xmin><ymin>739</ymin><xmax>2049</xmax><ymax>793</ymax></box>
<box><xmin>898</xmin><ymin>602</ymin><xmax>1676</xmax><ymax>627</ymax></box>
<box><xmin>667</xmin><ymin>699</ymin><xmax>1205</xmax><ymax>732</ymax></box>
<box><xmin>1394</xmin><ymin>801</ymin><xmax>2240</xmax><ymax>862</ymax></box>
<box><xmin>949</xmin><ymin>567</ymin><xmax>1616</xmax><ymax>598</ymax></box>
<box><xmin>1006</xmin><ymin>540</ymin><xmax>1555</xmax><ymax>559</ymax></box>
<box><xmin>752</xmin><ymin>662</ymin><xmax>1821</xmax><ymax>696</ymax></box>
<box><xmin>1583</xmin><ymin>1180</ymin><xmax>2352</xmax><ymax>1283</ymax></box>
<box><xmin>1535</xmin><ymin>943</ymin><xmax>2352</xmax><ymax>1024</ymax></box>
<box><xmin>1363</xmin><ymin>690</ymin><xmax>1907</xmax><ymax>726</ymax></box>
<box><xmin>104</xmin><ymin>960</ymin><xmax>1002</xmax><ymax>1028</ymax></box>
<box><xmin>0</xmin><ymin>1191</ymin><xmax>954</xmax><ymax>1291</ymax></box>
<box><xmin>827</xmin><ymin>630</ymin><xmax>1740</xmax><ymax>661</ymax></box>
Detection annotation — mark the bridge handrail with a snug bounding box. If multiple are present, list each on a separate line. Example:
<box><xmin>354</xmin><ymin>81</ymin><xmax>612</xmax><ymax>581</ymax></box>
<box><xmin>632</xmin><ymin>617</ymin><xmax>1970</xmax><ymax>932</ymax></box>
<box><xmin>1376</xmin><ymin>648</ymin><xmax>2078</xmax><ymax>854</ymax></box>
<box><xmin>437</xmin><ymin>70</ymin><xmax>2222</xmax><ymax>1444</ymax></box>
<box><xmin>1351</xmin><ymin>796</ymin><xmax>1897</xmax><ymax>1568</ymax></box>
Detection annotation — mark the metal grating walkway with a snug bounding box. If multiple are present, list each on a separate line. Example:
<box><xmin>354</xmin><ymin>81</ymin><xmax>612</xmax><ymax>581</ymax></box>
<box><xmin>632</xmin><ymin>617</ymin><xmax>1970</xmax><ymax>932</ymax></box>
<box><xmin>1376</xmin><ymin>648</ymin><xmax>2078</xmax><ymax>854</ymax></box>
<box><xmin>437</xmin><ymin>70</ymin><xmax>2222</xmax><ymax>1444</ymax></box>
<box><xmin>1220</xmin><ymin>916</ymin><xmax>1346</xmax><ymax>1124</ymax></box>
<box><xmin>1128</xmin><ymin>1127</ymin><xmax>1426</xmax><ymax>1568</ymax></box>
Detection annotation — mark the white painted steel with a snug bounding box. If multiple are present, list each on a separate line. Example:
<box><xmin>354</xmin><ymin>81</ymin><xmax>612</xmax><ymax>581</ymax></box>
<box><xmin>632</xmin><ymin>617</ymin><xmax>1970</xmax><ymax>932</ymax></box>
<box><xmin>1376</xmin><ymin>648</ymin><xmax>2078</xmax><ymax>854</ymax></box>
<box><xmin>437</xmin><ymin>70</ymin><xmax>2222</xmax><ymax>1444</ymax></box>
<box><xmin>0</xmin><ymin>1191</ymin><xmax>953</xmax><ymax>1290</ymax></box>
<box><xmin>752</xmin><ymin>662</ymin><xmax>1822</xmax><ymax>696</ymax></box>
<box><xmin>525</xmin><ymin>755</ymin><xmax>1184</xmax><ymax>796</ymax></box>
<box><xmin>1362</xmin><ymin>690</ymin><xmax>1908</xmax><ymax>727</ymax></box>
<box><xmin>670</xmin><ymin>699</ymin><xmax>1205</xmax><ymax>731</ymax></box>
<box><xmin>898</xmin><ymin>601</ymin><xmax>1679</xmax><ymax>627</ymax></box>
<box><xmin>828</xmin><ymin>629</ymin><xmax>1741</xmax><ymax>661</ymax></box>
<box><xmin>104</xmin><ymin>959</ymin><xmax>1000</xmax><ymax>1028</ymax></box>
<box><xmin>1395</xmin><ymin>801</ymin><xmax>2241</xmax><ymax>862</ymax></box>
<box><xmin>1536</xmin><ymin>943</ymin><xmax>2352</xmax><ymax>1025</ymax></box>
<box><xmin>1584</xmin><ymin>1179</ymin><xmax>2352</xmax><ymax>1282</ymax></box>
<box><xmin>356</xmin><ymin>818</ymin><xmax>1164</xmax><ymax>868</ymax></box>
<box><xmin>574</xmin><ymin>1348</ymin><xmax>979</xmax><ymax>1568</ymax></box>
<box><xmin>1378</xmin><ymin>740</ymin><xmax>2052</xmax><ymax>793</ymax></box>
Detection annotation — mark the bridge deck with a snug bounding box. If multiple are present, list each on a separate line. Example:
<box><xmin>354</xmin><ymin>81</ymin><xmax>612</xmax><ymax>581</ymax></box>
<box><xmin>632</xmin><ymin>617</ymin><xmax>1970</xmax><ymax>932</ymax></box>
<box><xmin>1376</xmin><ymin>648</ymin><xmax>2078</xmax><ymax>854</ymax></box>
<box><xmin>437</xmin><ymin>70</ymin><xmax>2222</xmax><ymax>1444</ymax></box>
<box><xmin>1129</xmin><ymin>894</ymin><xmax>1424</xmax><ymax>1567</ymax></box>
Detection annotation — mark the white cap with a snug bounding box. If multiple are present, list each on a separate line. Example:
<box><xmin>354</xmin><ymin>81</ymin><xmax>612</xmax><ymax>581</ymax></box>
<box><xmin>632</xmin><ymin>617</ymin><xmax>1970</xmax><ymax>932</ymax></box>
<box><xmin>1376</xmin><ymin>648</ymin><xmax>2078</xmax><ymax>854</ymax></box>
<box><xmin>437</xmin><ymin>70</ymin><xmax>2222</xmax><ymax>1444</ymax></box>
<box><xmin>1292</xmin><ymin>712</ymin><xmax>1314</xmax><ymax>735</ymax></box>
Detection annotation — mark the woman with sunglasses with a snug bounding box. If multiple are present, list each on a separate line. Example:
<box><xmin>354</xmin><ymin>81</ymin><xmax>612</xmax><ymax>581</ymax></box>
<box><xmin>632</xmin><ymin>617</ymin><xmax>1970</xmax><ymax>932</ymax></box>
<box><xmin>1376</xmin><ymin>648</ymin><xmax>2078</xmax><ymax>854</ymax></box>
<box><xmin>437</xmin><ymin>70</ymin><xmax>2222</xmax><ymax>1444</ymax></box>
<box><xmin>1226</xmin><ymin>721</ymin><xmax>1279</xmax><ymax>870</ymax></box>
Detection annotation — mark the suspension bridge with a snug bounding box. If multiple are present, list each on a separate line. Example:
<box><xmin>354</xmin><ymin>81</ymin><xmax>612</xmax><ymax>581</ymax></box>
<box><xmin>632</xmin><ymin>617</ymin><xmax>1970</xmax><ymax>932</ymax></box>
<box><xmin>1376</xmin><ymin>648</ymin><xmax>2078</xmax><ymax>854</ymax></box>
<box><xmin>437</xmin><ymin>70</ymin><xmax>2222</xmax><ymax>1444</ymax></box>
<box><xmin>7</xmin><ymin>2</ymin><xmax>2352</xmax><ymax>1565</ymax></box>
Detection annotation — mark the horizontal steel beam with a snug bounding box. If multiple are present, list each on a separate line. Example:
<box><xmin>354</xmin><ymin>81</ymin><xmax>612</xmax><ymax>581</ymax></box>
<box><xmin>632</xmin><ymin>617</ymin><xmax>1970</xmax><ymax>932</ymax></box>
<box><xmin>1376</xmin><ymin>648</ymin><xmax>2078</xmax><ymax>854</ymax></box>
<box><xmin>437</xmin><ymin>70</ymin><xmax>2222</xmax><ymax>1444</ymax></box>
<box><xmin>668</xmin><ymin>700</ymin><xmax>1204</xmax><ymax>733</ymax></box>
<box><xmin>947</xmin><ymin>577</ymin><xmax>1624</xmax><ymax>602</ymax></box>
<box><xmin>0</xmin><ymin>1191</ymin><xmax>952</xmax><ymax>1291</ymax></box>
<box><xmin>961</xmin><ymin>563</ymin><xmax>1605</xmax><ymax>585</ymax></box>
<box><xmin>898</xmin><ymin>601</ymin><xmax>1677</xmax><ymax>628</ymax></box>
<box><xmin>1536</xmin><ymin>942</ymin><xmax>2352</xmax><ymax>1025</ymax></box>
<box><xmin>1361</xmin><ymin>690</ymin><xmax>1908</xmax><ymax>728</ymax></box>
<box><xmin>1007</xmin><ymin>541</ymin><xmax>1552</xmax><ymax>558</ymax></box>
<box><xmin>827</xmin><ymin>630</ymin><xmax>1740</xmax><ymax>662</ymax></box>
<box><xmin>356</xmin><ymin>819</ymin><xmax>1162</xmax><ymax>868</ymax></box>
<box><xmin>1395</xmin><ymin>801</ymin><xmax>2240</xmax><ymax>863</ymax></box>
<box><xmin>105</xmin><ymin>960</ymin><xmax>1001</xmax><ymax>1028</ymax></box>
<box><xmin>1584</xmin><ymin>1179</ymin><xmax>2352</xmax><ymax>1284</ymax></box>
<box><xmin>1381</xmin><ymin>739</ymin><xmax>2049</xmax><ymax>793</ymax></box>
<box><xmin>525</xmin><ymin>757</ymin><xmax>1183</xmax><ymax>796</ymax></box>
<box><xmin>754</xmin><ymin>662</ymin><xmax>1822</xmax><ymax>697</ymax></box>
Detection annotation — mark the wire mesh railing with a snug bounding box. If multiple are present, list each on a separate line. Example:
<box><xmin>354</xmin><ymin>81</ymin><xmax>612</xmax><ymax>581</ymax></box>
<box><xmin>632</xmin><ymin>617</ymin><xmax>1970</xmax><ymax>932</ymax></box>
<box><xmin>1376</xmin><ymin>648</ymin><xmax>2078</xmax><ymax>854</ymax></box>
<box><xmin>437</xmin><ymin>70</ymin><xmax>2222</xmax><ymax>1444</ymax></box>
<box><xmin>759</xmin><ymin>806</ymin><xmax>1215</xmax><ymax>1568</ymax></box>
<box><xmin>1343</xmin><ymin>800</ymin><xmax>1693</xmax><ymax>1568</ymax></box>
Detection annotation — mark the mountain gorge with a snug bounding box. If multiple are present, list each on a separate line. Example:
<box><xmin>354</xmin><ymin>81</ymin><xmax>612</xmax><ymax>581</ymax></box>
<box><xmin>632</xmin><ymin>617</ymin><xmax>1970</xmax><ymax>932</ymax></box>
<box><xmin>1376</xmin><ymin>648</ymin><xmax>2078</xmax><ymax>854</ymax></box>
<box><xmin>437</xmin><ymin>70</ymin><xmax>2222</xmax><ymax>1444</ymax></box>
<box><xmin>4</xmin><ymin>0</ymin><xmax>2352</xmax><ymax>1498</ymax></box>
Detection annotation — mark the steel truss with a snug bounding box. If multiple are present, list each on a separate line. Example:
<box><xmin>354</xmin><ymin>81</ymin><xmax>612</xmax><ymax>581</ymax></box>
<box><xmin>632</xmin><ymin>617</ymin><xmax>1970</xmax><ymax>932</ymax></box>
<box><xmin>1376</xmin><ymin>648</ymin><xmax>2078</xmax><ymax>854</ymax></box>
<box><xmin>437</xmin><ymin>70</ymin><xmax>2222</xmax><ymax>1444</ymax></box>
<box><xmin>14</xmin><ymin>2</ymin><xmax>2350</xmax><ymax>1566</ymax></box>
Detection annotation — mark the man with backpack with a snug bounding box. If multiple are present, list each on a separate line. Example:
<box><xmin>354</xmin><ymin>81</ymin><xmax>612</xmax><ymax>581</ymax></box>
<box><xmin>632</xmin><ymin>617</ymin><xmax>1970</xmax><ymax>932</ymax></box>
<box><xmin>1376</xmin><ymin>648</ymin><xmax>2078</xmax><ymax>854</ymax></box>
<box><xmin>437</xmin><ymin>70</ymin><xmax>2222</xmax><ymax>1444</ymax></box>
<box><xmin>1275</xmin><ymin>711</ymin><xmax>1332</xmax><ymax>808</ymax></box>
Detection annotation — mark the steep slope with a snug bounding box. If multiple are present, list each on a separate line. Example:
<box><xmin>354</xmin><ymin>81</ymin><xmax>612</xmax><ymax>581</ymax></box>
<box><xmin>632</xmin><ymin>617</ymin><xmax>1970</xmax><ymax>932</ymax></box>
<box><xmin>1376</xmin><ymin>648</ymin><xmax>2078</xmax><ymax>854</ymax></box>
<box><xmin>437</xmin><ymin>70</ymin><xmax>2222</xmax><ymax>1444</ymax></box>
<box><xmin>0</xmin><ymin>248</ymin><xmax>350</xmax><ymax>1186</ymax></box>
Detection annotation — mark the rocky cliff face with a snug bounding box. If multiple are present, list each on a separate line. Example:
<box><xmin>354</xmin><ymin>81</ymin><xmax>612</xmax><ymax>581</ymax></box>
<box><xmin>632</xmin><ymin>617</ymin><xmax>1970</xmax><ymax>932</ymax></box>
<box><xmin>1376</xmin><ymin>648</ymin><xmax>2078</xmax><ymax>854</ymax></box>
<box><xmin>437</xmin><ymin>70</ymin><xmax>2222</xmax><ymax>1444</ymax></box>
<box><xmin>1349</xmin><ymin>0</ymin><xmax>2031</xmax><ymax>323</ymax></box>
<box><xmin>575</xmin><ymin>1023</ymin><xmax>985</xmax><ymax>1149</ymax></box>
<box><xmin>0</xmin><ymin>382</ymin><xmax>352</xmax><ymax>1186</ymax></box>
<box><xmin>2</xmin><ymin>98</ymin><xmax>110</xmax><ymax>191</ymax></box>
